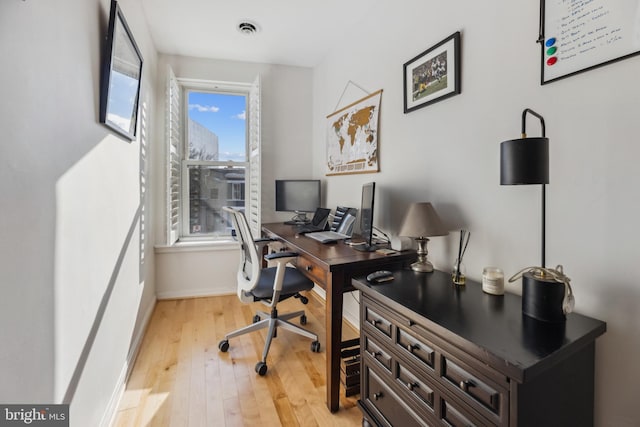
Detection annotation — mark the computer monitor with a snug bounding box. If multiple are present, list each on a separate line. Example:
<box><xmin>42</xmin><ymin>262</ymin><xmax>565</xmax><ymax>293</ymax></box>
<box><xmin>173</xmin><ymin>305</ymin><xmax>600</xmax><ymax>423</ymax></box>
<box><xmin>275</xmin><ymin>179</ymin><xmax>321</xmax><ymax>223</ymax></box>
<box><xmin>354</xmin><ymin>182</ymin><xmax>376</xmax><ymax>252</ymax></box>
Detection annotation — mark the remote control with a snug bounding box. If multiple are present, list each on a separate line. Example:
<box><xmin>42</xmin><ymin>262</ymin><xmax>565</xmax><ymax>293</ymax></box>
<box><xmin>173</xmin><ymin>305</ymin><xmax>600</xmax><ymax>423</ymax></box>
<box><xmin>366</xmin><ymin>270</ymin><xmax>394</xmax><ymax>283</ymax></box>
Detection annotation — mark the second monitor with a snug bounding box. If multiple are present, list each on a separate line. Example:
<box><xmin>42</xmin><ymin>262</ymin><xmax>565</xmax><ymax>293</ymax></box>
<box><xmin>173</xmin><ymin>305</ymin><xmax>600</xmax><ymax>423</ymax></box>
<box><xmin>353</xmin><ymin>182</ymin><xmax>377</xmax><ymax>252</ymax></box>
<box><xmin>275</xmin><ymin>179</ymin><xmax>321</xmax><ymax>224</ymax></box>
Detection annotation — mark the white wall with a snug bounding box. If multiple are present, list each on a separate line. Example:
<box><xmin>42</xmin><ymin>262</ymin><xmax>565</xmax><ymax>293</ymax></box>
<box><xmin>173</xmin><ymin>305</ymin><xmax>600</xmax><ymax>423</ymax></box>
<box><xmin>312</xmin><ymin>2</ymin><xmax>640</xmax><ymax>426</ymax></box>
<box><xmin>153</xmin><ymin>55</ymin><xmax>314</xmax><ymax>298</ymax></box>
<box><xmin>0</xmin><ymin>0</ymin><xmax>158</xmax><ymax>425</ymax></box>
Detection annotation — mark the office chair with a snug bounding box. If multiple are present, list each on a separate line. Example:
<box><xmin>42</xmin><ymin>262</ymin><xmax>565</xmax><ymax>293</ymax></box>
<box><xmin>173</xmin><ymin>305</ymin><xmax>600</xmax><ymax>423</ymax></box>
<box><xmin>218</xmin><ymin>207</ymin><xmax>321</xmax><ymax>376</ymax></box>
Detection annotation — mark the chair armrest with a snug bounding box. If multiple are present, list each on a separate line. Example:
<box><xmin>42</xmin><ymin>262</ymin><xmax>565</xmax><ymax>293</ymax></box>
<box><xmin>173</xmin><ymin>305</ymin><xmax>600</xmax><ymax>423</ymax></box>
<box><xmin>255</xmin><ymin>237</ymin><xmax>277</xmax><ymax>244</ymax></box>
<box><xmin>265</xmin><ymin>251</ymin><xmax>299</xmax><ymax>260</ymax></box>
<box><xmin>254</xmin><ymin>237</ymin><xmax>277</xmax><ymax>253</ymax></box>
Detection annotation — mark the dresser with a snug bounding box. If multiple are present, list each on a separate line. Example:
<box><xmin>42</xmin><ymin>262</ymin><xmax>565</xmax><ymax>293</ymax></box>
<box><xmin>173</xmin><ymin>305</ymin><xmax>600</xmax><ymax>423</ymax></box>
<box><xmin>352</xmin><ymin>270</ymin><xmax>606</xmax><ymax>426</ymax></box>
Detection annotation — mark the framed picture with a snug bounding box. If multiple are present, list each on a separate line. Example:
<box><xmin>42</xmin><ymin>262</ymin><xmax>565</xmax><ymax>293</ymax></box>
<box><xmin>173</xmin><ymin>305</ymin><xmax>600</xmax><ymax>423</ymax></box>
<box><xmin>404</xmin><ymin>31</ymin><xmax>461</xmax><ymax>113</ymax></box>
<box><xmin>99</xmin><ymin>0</ymin><xmax>144</xmax><ymax>140</ymax></box>
<box><xmin>540</xmin><ymin>0</ymin><xmax>640</xmax><ymax>85</ymax></box>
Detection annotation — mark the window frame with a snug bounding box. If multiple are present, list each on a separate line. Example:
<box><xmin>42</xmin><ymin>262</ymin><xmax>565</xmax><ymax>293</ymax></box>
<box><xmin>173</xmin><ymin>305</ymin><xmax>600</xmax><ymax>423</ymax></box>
<box><xmin>176</xmin><ymin>79</ymin><xmax>253</xmax><ymax>242</ymax></box>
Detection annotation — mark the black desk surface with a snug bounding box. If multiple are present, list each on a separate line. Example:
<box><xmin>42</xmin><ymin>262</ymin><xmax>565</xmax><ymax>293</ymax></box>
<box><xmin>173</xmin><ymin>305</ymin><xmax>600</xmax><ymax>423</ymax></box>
<box><xmin>352</xmin><ymin>269</ymin><xmax>606</xmax><ymax>383</ymax></box>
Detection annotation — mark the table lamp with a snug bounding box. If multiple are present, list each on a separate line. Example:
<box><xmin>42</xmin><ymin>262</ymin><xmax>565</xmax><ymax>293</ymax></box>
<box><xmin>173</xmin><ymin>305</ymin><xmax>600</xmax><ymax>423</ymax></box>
<box><xmin>399</xmin><ymin>202</ymin><xmax>448</xmax><ymax>272</ymax></box>
<box><xmin>500</xmin><ymin>108</ymin><xmax>568</xmax><ymax>323</ymax></box>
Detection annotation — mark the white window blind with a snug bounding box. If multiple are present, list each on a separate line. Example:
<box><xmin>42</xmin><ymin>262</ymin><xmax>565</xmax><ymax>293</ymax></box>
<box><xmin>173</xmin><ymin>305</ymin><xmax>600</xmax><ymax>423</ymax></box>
<box><xmin>166</xmin><ymin>66</ymin><xmax>181</xmax><ymax>245</ymax></box>
<box><xmin>248</xmin><ymin>75</ymin><xmax>261</xmax><ymax>237</ymax></box>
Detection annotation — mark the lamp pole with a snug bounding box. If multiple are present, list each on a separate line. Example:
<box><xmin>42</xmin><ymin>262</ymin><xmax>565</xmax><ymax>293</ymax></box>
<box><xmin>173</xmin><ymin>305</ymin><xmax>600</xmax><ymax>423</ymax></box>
<box><xmin>521</xmin><ymin>108</ymin><xmax>546</xmax><ymax>269</ymax></box>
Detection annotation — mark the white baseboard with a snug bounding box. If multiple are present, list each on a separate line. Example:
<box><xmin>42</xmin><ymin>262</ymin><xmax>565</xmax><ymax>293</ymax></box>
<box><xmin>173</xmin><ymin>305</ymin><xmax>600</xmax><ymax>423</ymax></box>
<box><xmin>156</xmin><ymin>287</ymin><xmax>235</xmax><ymax>300</ymax></box>
<box><xmin>100</xmin><ymin>297</ymin><xmax>157</xmax><ymax>427</ymax></box>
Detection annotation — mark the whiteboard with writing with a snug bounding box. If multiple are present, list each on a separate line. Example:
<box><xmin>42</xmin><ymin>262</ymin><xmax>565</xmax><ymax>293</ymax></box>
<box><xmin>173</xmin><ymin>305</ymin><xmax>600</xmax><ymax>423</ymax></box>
<box><xmin>541</xmin><ymin>0</ymin><xmax>640</xmax><ymax>84</ymax></box>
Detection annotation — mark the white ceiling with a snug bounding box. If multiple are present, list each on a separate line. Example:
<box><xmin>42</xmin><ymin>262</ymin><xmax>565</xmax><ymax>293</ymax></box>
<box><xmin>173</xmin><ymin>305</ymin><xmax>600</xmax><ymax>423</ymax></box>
<box><xmin>140</xmin><ymin>0</ymin><xmax>375</xmax><ymax>68</ymax></box>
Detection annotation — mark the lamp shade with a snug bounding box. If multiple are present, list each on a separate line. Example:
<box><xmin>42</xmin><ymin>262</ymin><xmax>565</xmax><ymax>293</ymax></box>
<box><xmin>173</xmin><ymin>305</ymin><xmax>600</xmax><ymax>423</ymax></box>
<box><xmin>399</xmin><ymin>202</ymin><xmax>448</xmax><ymax>237</ymax></box>
<box><xmin>500</xmin><ymin>137</ymin><xmax>549</xmax><ymax>185</ymax></box>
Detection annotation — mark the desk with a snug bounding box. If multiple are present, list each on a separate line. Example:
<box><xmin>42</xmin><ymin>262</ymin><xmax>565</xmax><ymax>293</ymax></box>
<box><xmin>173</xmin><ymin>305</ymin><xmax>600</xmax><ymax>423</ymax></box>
<box><xmin>262</xmin><ymin>223</ymin><xmax>417</xmax><ymax>412</ymax></box>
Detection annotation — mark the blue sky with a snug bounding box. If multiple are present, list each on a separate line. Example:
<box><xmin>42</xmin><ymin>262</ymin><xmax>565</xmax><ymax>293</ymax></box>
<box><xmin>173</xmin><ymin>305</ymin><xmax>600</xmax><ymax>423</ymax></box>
<box><xmin>188</xmin><ymin>92</ymin><xmax>246</xmax><ymax>162</ymax></box>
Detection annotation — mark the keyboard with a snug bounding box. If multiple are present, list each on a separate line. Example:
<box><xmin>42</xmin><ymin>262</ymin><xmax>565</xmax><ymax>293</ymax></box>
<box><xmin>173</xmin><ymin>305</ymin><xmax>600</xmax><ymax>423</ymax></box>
<box><xmin>306</xmin><ymin>230</ymin><xmax>351</xmax><ymax>243</ymax></box>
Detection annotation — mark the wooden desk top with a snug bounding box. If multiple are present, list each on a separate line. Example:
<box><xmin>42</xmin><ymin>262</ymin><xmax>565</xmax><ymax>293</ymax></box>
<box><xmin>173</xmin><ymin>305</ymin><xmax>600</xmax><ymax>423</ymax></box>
<box><xmin>262</xmin><ymin>222</ymin><xmax>416</xmax><ymax>272</ymax></box>
<box><xmin>352</xmin><ymin>269</ymin><xmax>607</xmax><ymax>383</ymax></box>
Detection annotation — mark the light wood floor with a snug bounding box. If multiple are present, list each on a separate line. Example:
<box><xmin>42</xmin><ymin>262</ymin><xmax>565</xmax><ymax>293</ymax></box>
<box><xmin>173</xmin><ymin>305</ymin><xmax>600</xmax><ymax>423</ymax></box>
<box><xmin>112</xmin><ymin>292</ymin><xmax>362</xmax><ymax>427</ymax></box>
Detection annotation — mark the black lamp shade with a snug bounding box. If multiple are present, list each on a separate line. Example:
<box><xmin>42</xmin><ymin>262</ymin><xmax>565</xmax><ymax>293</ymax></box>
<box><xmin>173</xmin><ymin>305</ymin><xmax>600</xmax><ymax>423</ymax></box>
<box><xmin>500</xmin><ymin>137</ymin><xmax>549</xmax><ymax>185</ymax></box>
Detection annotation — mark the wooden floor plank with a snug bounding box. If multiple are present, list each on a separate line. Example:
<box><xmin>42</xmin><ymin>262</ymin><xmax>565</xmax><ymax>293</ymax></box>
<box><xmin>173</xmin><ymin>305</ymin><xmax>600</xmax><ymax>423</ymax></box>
<box><xmin>112</xmin><ymin>292</ymin><xmax>362</xmax><ymax>426</ymax></box>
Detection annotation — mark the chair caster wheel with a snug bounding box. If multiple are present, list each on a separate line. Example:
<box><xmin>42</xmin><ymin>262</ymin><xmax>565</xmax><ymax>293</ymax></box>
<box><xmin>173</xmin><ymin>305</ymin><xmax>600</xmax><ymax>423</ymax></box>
<box><xmin>311</xmin><ymin>341</ymin><xmax>321</xmax><ymax>353</ymax></box>
<box><xmin>218</xmin><ymin>340</ymin><xmax>229</xmax><ymax>352</ymax></box>
<box><xmin>300</xmin><ymin>314</ymin><xmax>307</xmax><ymax>325</ymax></box>
<box><xmin>253</xmin><ymin>315</ymin><xmax>260</xmax><ymax>323</ymax></box>
<box><xmin>255</xmin><ymin>361</ymin><xmax>268</xmax><ymax>376</ymax></box>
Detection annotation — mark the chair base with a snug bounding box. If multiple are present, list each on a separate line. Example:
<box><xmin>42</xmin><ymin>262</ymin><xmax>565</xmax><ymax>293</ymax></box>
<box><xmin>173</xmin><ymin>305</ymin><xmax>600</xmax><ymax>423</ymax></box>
<box><xmin>219</xmin><ymin>307</ymin><xmax>320</xmax><ymax>375</ymax></box>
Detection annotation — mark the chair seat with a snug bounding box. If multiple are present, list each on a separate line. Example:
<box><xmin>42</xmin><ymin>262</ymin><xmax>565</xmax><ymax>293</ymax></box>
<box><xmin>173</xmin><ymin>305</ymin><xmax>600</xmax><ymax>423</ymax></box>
<box><xmin>249</xmin><ymin>266</ymin><xmax>314</xmax><ymax>300</ymax></box>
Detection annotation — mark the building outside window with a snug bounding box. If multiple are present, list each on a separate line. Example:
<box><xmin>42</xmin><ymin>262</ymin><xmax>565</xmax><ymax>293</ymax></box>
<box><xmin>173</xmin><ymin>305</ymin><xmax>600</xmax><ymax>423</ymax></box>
<box><xmin>184</xmin><ymin>91</ymin><xmax>247</xmax><ymax>237</ymax></box>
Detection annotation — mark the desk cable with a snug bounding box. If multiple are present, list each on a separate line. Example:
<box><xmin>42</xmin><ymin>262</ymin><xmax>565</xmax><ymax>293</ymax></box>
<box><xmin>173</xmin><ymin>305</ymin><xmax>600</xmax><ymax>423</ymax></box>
<box><xmin>372</xmin><ymin>226</ymin><xmax>391</xmax><ymax>245</ymax></box>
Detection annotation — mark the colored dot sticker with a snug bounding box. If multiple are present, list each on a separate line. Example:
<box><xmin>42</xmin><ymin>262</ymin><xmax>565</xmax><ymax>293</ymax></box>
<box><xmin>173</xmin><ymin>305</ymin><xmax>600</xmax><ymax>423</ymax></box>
<box><xmin>547</xmin><ymin>56</ymin><xmax>558</xmax><ymax>66</ymax></box>
<box><xmin>545</xmin><ymin>37</ymin><xmax>556</xmax><ymax>47</ymax></box>
<box><xmin>547</xmin><ymin>46</ymin><xmax>557</xmax><ymax>55</ymax></box>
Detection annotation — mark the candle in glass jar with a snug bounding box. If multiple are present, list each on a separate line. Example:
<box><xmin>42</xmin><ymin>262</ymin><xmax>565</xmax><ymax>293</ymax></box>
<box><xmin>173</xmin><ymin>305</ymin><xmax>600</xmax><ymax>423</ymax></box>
<box><xmin>482</xmin><ymin>267</ymin><xmax>504</xmax><ymax>295</ymax></box>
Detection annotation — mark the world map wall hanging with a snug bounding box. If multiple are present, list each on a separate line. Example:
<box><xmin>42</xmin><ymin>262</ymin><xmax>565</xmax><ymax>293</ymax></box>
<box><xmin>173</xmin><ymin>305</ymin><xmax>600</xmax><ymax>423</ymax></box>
<box><xmin>325</xmin><ymin>89</ymin><xmax>382</xmax><ymax>176</ymax></box>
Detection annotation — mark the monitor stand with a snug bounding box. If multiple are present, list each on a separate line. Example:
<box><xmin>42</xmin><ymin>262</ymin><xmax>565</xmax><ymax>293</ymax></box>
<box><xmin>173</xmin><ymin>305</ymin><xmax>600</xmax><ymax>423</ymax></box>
<box><xmin>284</xmin><ymin>211</ymin><xmax>310</xmax><ymax>225</ymax></box>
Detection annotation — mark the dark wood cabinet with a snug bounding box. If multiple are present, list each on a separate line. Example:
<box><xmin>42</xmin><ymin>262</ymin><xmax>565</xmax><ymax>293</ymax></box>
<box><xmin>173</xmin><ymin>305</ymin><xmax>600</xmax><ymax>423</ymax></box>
<box><xmin>353</xmin><ymin>270</ymin><xmax>606</xmax><ymax>427</ymax></box>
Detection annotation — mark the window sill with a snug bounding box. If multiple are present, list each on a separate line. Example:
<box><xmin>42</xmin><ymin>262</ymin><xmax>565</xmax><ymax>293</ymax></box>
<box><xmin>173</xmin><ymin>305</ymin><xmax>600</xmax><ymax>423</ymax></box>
<box><xmin>155</xmin><ymin>239</ymin><xmax>239</xmax><ymax>254</ymax></box>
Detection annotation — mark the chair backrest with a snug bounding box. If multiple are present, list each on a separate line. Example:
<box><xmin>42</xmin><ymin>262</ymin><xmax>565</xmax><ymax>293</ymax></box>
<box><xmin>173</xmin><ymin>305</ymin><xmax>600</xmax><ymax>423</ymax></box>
<box><xmin>224</xmin><ymin>207</ymin><xmax>261</xmax><ymax>302</ymax></box>
<box><xmin>331</xmin><ymin>206</ymin><xmax>358</xmax><ymax>234</ymax></box>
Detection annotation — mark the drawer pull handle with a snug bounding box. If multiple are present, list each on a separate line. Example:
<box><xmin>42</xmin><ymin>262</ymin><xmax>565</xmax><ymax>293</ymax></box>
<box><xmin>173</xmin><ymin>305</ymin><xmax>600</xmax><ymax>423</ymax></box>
<box><xmin>407</xmin><ymin>343</ymin><xmax>419</xmax><ymax>352</ymax></box>
<box><xmin>370</xmin><ymin>319</ymin><xmax>380</xmax><ymax>326</ymax></box>
<box><xmin>368</xmin><ymin>350</ymin><xmax>380</xmax><ymax>358</ymax></box>
<box><xmin>459</xmin><ymin>379</ymin><xmax>475</xmax><ymax>392</ymax></box>
<box><xmin>373</xmin><ymin>392</ymin><xmax>383</xmax><ymax>401</ymax></box>
<box><xmin>407</xmin><ymin>382</ymin><xmax>418</xmax><ymax>391</ymax></box>
<box><xmin>306</xmin><ymin>265</ymin><xmax>313</xmax><ymax>271</ymax></box>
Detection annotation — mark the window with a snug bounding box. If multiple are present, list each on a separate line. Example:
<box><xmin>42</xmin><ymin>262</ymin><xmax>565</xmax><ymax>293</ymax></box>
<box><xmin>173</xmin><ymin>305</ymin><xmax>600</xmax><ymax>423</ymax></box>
<box><xmin>166</xmin><ymin>69</ymin><xmax>261</xmax><ymax>244</ymax></box>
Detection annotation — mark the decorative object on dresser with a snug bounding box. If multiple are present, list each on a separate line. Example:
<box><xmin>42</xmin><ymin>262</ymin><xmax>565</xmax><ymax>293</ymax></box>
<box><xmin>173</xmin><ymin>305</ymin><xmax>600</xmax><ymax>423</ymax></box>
<box><xmin>451</xmin><ymin>229</ymin><xmax>470</xmax><ymax>285</ymax></box>
<box><xmin>398</xmin><ymin>202</ymin><xmax>448</xmax><ymax>273</ymax></box>
<box><xmin>352</xmin><ymin>269</ymin><xmax>606</xmax><ymax>426</ymax></box>
<box><xmin>500</xmin><ymin>108</ymin><xmax>572</xmax><ymax>322</ymax></box>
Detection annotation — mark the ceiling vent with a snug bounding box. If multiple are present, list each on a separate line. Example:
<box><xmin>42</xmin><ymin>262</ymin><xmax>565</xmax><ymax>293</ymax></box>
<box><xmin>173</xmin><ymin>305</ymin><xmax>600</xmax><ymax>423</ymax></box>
<box><xmin>237</xmin><ymin>21</ymin><xmax>259</xmax><ymax>35</ymax></box>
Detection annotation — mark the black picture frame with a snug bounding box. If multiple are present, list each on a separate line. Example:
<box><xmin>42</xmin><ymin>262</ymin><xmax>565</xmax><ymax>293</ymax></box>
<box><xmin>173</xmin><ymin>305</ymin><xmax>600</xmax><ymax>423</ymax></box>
<box><xmin>403</xmin><ymin>31</ymin><xmax>461</xmax><ymax>113</ymax></box>
<box><xmin>540</xmin><ymin>0</ymin><xmax>640</xmax><ymax>85</ymax></box>
<box><xmin>100</xmin><ymin>0</ymin><xmax>143</xmax><ymax>140</ymax></box>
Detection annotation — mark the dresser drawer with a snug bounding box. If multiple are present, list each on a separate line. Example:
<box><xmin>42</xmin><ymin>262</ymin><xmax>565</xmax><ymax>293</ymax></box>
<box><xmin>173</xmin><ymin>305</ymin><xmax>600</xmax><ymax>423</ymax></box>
<box><xmin>440</xmin><ymin>354</ymin><xmax>507</xmax><ymax>424</ymax></box>
<box><xmin>397</xmin><ymin>327</ymin><xmax>436</xmax><ymax>371</ymax></box>
<box><xmin>294</xmin><ymin>255</ymin><xmax>327</xmax><ymax>286</ymax></box>
<box><xmin>363</xmin><ymin>302</ymin><xmax>394</xmax><ymax>340</ymax></box>
<box><xmin>440</xmin><ymin>394</ymin><xmax>491</xmax><ymax>427</ymax></box>
<box><xmin>395</xmin><ymin>360</ymin><xmax>436</xmax><ymax>415</ymax></box>
<box><xmin>364</xmin><ymin>334</ymin><xmax>393</xmax><ymax>373</ymax></box>
<box><xmin>364</xmin><ymin>365</ymin><xmax>431</xmax><ymax>427</ymax></box>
